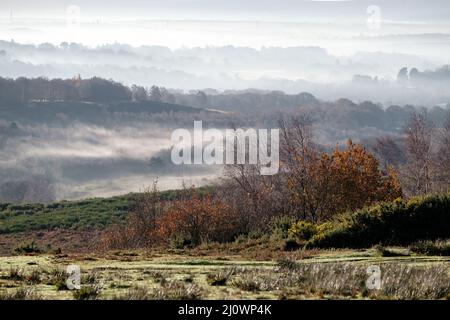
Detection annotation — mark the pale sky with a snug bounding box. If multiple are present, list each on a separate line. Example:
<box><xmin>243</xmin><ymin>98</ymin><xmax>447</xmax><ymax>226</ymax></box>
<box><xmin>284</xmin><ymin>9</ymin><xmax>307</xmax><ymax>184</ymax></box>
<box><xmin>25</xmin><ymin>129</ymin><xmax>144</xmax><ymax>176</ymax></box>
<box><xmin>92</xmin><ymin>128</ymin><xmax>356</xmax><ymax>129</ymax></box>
<box><xmin>0</xmin><ymin>0</ymin><xmax>449</xmax><ymax>56</ymax></box>
<box><xmin>1</xmin><ymin>0</ymin><xmax>450</xmax><ymax>22</ymax></box>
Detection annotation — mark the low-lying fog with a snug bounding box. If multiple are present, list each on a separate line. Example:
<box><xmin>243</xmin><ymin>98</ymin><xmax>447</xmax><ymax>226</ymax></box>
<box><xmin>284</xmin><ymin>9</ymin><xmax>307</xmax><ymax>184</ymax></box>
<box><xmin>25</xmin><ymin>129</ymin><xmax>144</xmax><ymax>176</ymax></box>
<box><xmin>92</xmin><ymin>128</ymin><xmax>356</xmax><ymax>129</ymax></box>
<box><xmin>0</xmin><ymin>123</ymin><xmax>220</xmax><ymax>202</ymax></box>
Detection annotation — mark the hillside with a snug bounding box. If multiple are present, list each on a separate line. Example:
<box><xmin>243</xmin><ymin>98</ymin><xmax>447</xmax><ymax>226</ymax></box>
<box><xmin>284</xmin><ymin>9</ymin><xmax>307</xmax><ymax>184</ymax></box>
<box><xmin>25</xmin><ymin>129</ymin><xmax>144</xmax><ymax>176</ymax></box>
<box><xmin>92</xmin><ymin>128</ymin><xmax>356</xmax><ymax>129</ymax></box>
<box><xmin>0</xmin><ymin>100</ymin><xmax>208</xmax><ymax>124</ymax></box>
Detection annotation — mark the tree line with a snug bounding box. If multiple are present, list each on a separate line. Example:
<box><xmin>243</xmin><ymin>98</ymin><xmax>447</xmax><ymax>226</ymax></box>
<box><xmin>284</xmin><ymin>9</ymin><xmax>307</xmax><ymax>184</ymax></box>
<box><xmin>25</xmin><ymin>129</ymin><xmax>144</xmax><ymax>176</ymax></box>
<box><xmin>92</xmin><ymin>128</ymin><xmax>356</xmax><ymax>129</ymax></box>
<box><xmin>0</xmin><ymin>76</ymin><xmax>178</xmax><ymax>105</ymax></box>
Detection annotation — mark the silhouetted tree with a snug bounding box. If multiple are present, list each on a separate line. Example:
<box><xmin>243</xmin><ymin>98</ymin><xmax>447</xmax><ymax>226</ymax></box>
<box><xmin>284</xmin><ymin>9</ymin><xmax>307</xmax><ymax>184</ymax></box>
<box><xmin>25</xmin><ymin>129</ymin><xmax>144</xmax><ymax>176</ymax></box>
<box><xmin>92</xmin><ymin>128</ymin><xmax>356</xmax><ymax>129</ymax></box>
<box><xmin>149</xmin><ymin>85</ymin><xmax>162</xmax><ymax>102</ymax></box>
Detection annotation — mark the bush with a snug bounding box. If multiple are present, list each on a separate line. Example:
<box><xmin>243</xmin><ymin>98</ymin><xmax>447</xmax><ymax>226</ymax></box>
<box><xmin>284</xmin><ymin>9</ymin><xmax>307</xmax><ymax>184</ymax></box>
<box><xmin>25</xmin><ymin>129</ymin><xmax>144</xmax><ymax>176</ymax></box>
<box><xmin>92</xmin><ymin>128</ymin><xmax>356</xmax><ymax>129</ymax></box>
<box><xmin>231</xmin><ymin>277</ymin><xmax>261</xmax><ymax>292</ymax></box>
<box><xmin>151</xmin><ymin>281</ymin><xmax>203</xmax><ymax>300</ymax></box>
<box><xmin>0</xmin><ymin>288</ymin><xmax>41</xmax><ymax>300</ymax></box>
<box><xmin>206</xmin><ymin>268</ymin><xmax>235</xmax><ymax>286</ymax></box>
<box><xmin>13</xmin><ymin>241</ymin><xmax>42</xmax><ymax>254</ymax></box>
<box><xmin>170</xmin><ymin>234</ymin><xmax>194</xmax><ymax>249</ymax></box>
<box><xmin>113</xmin><ymin>287</ymin><xmax>151</xmax><ymax>300</ymax></box>
<box><xmin>373</xmin><ymin>245</ymin><xmax>409</xmax><ymax>257</ymax></box>
<box><xmin>270</xmin><ymin>215</ymin><xmax>297</xmax><ymax>240</ymax></box>
<box><xmin>72</xmin><ymin>285</ymin><xmax>101</xmax><ymax>300</ymax></box>
<box><xmin>410</xmin><ymin>240</ymin><xmax>450</xmax><ymax>256</ymax></box>
<box><xmin>282</xmin><ymin>239</ymin><xmax>300</xmax><ymax>251</ymax></box>
<box><xmin>45</xmin><ymin>269</ymin><xmax>69</xmax><ymax>290</ymax></box>
<box><xmin>157</xmin><ymin>191</ymin><xmax>239</xmax><ymax>246</ymax></box>
<box><xmin>289</xmin><ymin>221</ymin><xmax>317</xmax><ymax>242</ymax></box>
<box><xmin>26</xmin><ymin>269</ymin><xmax>42</xmax><ymax>284</ymax></box>
<box><xmin>306</xmin><ymin>193</ymin><xmax>450</xmax><ymax>248</ymax></box>
<box><xmin>6</xmin><ymin>267</ymin><xmax>24</xmax><ymax>281</ymax></box>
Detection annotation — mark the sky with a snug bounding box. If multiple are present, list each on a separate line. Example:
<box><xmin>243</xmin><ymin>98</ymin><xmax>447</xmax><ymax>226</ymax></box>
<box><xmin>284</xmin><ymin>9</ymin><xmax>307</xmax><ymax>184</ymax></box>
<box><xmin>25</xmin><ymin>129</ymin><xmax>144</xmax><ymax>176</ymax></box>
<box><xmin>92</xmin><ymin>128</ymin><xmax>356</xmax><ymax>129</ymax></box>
<box><xmin>1</xmin><ymin>0</ymin><xmax>450</xmax><ymax>22</ymax></box>
<box><xmin>0</xmin><ymin>0</ymin><xmax>449</xmax><ymax>54</ymax></box>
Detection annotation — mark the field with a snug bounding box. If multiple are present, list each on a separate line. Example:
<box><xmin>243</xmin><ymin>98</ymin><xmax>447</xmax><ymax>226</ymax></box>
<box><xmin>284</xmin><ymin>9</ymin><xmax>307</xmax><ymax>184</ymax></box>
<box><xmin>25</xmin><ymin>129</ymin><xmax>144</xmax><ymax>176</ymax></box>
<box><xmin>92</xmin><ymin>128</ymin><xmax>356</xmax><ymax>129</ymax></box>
<box><xmin>1</xmin><ymin>247</ymin><xmax>449</xmax><ymax>300</ymax></box>
<box><xmin>1</xmin><ymin>192</ymin><xmax>450</xmax><ymax>300</ymax></box>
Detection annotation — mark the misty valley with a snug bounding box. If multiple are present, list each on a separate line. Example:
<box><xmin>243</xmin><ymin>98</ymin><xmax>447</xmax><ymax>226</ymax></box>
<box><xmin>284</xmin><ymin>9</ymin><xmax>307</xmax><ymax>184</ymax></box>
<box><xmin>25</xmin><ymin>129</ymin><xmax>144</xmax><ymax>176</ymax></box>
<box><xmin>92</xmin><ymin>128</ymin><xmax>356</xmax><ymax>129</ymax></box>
<box><xmin>0</xmin><ymin>74</ymin><xmax>449</xmax><ymax>202</ymax></box>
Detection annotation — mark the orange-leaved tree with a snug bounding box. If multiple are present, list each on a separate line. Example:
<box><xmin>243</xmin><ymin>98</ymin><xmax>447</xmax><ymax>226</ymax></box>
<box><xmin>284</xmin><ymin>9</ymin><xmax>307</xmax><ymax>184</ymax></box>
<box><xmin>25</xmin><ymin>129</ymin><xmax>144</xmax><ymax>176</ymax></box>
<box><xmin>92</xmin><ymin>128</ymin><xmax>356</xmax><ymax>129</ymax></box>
<box><xmin>288</xmin><ymin>139</ymin><xmax>402</xmax><ymax>222</ymax></box>
<box><xmin>327</xmin><ymin>139</ymin><xmax>402</xmax><ymax>214</ymax></box>
<box><xmin>157</xmin><ymin>190</ymin><xmax>239</xmax><ymax>246</ymax></box>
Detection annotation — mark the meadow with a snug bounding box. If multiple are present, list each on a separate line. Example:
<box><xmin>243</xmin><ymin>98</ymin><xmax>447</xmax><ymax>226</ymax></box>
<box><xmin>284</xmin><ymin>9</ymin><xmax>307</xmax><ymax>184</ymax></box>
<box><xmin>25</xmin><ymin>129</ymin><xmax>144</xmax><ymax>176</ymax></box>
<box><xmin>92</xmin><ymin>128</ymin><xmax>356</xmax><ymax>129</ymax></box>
<box><xmin>0</xmin><ymin>244</ymin><xmax>449</xmax><ymax>300</ymax></box>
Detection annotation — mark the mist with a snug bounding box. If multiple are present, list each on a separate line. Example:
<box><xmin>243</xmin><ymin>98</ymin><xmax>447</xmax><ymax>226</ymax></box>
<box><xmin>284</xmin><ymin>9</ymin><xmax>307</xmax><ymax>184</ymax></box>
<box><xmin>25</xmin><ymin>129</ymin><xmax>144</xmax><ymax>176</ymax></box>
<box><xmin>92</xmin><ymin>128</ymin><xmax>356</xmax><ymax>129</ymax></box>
<box><xmin>0</xmin><ymin>121</ymin><xmax>220</xmax><ymax>201</ymax></box>
<box><xmin>0</xmin><ymin>0</ymin><xmax>450</xmax><ymax>202</ymax></box>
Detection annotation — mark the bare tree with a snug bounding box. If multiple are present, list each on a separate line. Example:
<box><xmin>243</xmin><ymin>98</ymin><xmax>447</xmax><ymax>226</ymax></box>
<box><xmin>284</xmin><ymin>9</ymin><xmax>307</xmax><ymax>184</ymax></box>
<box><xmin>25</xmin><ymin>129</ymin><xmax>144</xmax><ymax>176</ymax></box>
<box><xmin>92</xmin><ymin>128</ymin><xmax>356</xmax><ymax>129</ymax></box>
<box><xmin>279</xmin><ymin>113</ymin><xmax>324</xmax><ymax>220</ymax></box>
<box><xmin>373</xmin><ymin>136</ymin><xmax>405</xmax><ymax>170</ymax></box>
<box><xmin>435</xmin><ymin>111</ymin><xmax>450</xmax><ymax>192</ymax></box>
<box><xmin>101</xmin><ymin>180</ymin><xmax>164</xmax><ymax>249</ymax></box>
<box><xmin>402</xmin><ymin>112</ymin><xmax>434</xmax><ymax>196</ymax></box>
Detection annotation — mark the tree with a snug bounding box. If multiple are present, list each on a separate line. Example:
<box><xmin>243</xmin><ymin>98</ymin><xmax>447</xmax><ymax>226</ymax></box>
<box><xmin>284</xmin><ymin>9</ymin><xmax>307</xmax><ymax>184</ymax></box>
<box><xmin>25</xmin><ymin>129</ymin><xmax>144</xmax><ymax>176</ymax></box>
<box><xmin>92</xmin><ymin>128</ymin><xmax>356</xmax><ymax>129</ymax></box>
<box><xmin>373</xmin><ymin>136</ymin><xmax>405</xmax><ymax>169</ymax></box>
<box><xmin>325</xmin><ymin>140</ymin><xmax>401</xmax><ymax>215</ymax></box>
<box><xmin>279</xmin><ymin>114</ymin><xmax>316</xmax><ymax>220</ymax></box>
<box><xmin>397</xmin><ymin>67</ymin><xmax>408</xmax><ymax>84</ymax></box>
<box><xmin>195</xmin><ymin>91</ymin><xmax>208</xmax><ymax>107</ymax></box>
<box><xmin>79</xmin><ymin>77</ymin><xmax>131</xmax><ymax>102</ymax></box>
<box><xmin>402</xmin><ymin>112</ymin><xmax>434</xmax><ymax>196</ymax></box>
<box><xmin>157</xmin><ymin>190</ymin><xmax>238</xmax><ymax>245</ymax></box>
<box><xmin>149</xmin><ymin>85</ymin><xmax>162</xmax><ymax>102</ymax></box>
<box><xmin>409</xmin><ymin>67</ymin><xmax>419</xmax><ymax>83</ymax></box>
<box><xmin>131</xmin><ymin>85</ymin><xmax>147</xmax><ymax>102</ymax></box>
<box><xmin>286</xmin><ymin>139</ymin><xmax>401</xmax><ymax>222</ymax></box>
<box><xmin>100</xmin><ymin>181</ymin><xmax>164</xmax><ymax>249</ymax></box>
<box><xmin>435</xmin><ymin>111</ymin><xmax>450</xmax><ymax>192</ymax></box>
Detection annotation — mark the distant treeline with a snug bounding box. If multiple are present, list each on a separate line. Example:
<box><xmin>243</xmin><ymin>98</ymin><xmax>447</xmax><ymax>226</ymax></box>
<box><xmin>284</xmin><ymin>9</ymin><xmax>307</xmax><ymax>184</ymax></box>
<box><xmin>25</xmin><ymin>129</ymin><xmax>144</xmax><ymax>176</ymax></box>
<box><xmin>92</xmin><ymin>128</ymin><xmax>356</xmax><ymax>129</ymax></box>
<box><xmin>0</xmin><ymin>76</ymin><xmax>131</xmax><ymax>105</ymax></box>
<box><xmin>1</xmin><ymin>76</ymin><xmax>449</xmax><ymax>133</ymax></box>
<box><xmin>398</xmin><ymin>65</ymin><xmax>450</xmax><ymax>84</ymax></box>
<box><xmin>0</xmin><ymin>75</ymin><xmax>319</xmax><ymax>111</ymax></box>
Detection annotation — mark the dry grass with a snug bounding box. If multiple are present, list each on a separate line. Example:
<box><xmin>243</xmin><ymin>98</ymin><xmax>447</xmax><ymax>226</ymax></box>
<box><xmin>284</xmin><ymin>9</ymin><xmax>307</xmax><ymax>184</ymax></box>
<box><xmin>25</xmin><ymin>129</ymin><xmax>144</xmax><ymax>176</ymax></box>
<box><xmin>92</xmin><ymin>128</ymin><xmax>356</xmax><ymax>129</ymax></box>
<box><xmin>0</xmin><ymin>248</ymin><xmax>449</xmax><ymax>300</ymax></box>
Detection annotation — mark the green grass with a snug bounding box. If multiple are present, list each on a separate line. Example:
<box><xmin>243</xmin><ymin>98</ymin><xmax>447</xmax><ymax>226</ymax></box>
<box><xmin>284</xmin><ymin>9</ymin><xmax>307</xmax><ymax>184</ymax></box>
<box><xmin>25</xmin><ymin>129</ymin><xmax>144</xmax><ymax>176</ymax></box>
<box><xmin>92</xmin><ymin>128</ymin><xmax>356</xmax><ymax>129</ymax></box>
<box><xmin>0</xmin><ymin>195</ymin><xmax>135</xmax><ymax>234</ymax></box>
<box><xmin>0</xmin><ymin>188</ymin><xmax>212</xmax><ymax>234</ymax></box>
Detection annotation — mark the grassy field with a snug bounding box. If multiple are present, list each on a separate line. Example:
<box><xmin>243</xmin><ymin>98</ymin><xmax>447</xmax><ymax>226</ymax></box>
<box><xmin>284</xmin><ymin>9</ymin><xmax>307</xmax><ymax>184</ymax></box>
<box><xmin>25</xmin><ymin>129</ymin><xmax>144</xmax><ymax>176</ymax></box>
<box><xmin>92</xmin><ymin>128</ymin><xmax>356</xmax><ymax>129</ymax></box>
<box><xmin>1</xmin><ymin>191</ymin><xmax>449</xmax><ymax>300</ymax></box>
<box><xmin>0</xmin><ymin>188</ymin><xmax>215</xmax><ymax>235</ymax></box>
<box><xmin>1</xmin><ymin>248</ymin><xmax>449</xmax><ymax>300</ymax></box>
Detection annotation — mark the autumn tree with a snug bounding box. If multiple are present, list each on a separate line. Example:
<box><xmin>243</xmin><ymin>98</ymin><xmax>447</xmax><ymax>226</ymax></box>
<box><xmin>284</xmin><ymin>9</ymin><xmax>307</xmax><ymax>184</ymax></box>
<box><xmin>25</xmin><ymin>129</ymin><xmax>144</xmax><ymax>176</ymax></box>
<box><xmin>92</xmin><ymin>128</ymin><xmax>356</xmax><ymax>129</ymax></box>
<box><xmin>287</xmin><ymin>140</ymin><xmax>401</xmax><ymax>222</ymax></box>
<box><xmin>157</xmin><ymin>190</ymin><xmax>239</xmax><ymax>246</ymax></box>
<box><xmin>324</xmin><ymin>140</ymin><xmax>402</xmax><ymax>215</ymax></box>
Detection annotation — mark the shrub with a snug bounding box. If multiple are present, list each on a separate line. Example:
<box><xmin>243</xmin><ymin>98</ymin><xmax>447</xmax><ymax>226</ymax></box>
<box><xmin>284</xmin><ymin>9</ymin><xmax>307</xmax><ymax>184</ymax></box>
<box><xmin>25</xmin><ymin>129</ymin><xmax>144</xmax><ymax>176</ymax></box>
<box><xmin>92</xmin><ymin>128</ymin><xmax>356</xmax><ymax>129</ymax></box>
<box><xmin>113</xmin><ymin>287</ymin><xmax>151</xmax><ymax>300</ymax></box>
<box><xmin>289</xmin><ymin>221</ymin><xmax>317</xmax><ymax>242</ymax></box>
<box><xmin>206</xmin><ymin>268</ymin><xmax>235</xmax><ymax>286</ymax></box>
<box><xmin>148</xmin><ymin>271</ymin><xmax>167</xmax><ymax>285</ymax></box>
<box><xmin>374</xmin><ymin>245</ymin><xmax>409</xmax><ymax>257</ymax></box>
<box><xmin>170</xmin><ymin>234</ymin><xmax>194</xmax><ymax>249</ymax></box>
<box><xmin>151</xmin><ymin>281</ymin><xmax>203</xmax><ymax>300</ymax></box>
<box><xmin>270</xmin><ymin>215</ymin><xmax>297</xmax><ymax>240</ymax></box>
<box><xmin>276</xmin><ymin>259</ymin><xmax>300</xmax><ymax>271</ymax></box>
<box><xmin>6</xmin><ymin>267</ymin><xmax>24</xmax><ymax>281</ymax></box>
<box><xmin>26</xmin><ymin>269</ymin><xmax>42</xmax><ymax>284</ymax></box>
<box><xmin>13</xmin><ymin>241</ymin><xmax>42</xmax><ymax>254</ymax></box>
<box><xmin>410</xmin><ymin>240</ymin><xmax>450</xmax><ymax>256</ymax></box>
<box><xmin>72</xmin><ymin>285</ymin><xmax>101</xmax><ymax>300</ymax></box>
<box><xmin>229</xmin><ymin>269</ymin><xmax>281</xmax><ymax>292</ymax></box>
<box><xmin>306</xmin><ymin>193</ymin><xmax>450</xmax><ymax>248</ymax></box>
<box><xmin>0</xmin><ymin>288</ymin><xmax>41</xmax><ymax>300</ymax></box>
<box><xmin>157</xmin><ymin>191</ymin><xmax>239</xmax><ymax>246</ymax></box>
<box><xmin>282</xmin><ymin>239</ymin><xmax>300</xmax><ymax>251</ymax></box>
<box><xmin>231</xmin><ymin>277</ymin><xmax>261</xmax><ymax>292</ymax></box>
<box><xmin>45</xmin><ymin>269</ymin><xmax>68</xmax><ymax>290</ymax></box>
<box><xmin>274</xmin><ymin>262</ymin><xmax>450</xmax><ymax>299</ymax></box>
